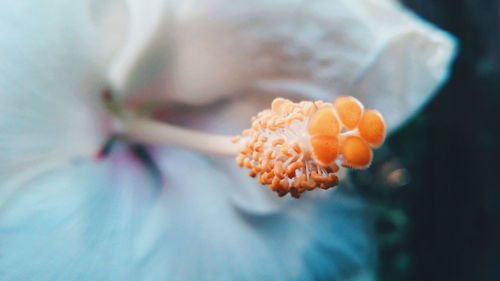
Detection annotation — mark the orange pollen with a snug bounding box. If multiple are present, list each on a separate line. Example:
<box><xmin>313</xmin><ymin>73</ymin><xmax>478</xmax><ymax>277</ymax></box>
<box><xmin>234</xmin><ymin>96</ymin><xmax>386</xmax><ymax>198</ymax></box>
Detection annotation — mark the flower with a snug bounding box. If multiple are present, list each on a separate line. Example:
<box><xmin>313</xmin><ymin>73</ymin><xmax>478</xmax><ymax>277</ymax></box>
<box><xmin>0</xmin><ymin>0</ymin><xmax>456</xmax><ymax>281</ymax></box>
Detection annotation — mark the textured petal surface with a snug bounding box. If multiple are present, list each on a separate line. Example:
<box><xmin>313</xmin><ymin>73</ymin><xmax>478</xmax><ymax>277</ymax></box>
<box><xmin>115</xmin><ymin>0</ymin><xmax>456</xmax><ymax>131</ymax></box>
<box><xmin>0</xmin><ymin>0</ymin><xmax>126</xmax><ymax>195</ymax></box>
<box><xmin>0</xmin><ymin>148</ymin><xmax>161</xmax><ymax>281</ymax></box>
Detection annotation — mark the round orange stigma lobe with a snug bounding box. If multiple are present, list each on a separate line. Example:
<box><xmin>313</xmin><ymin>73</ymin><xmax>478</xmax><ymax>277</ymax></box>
<box><xmin>311</xmin><ymin>135</ymin><xmax>339</xmax><ymax>166</ymax></box>
<box><xmin>334</xmin><ymin>96</ymin><xmax>364</xmax><ymax>130</ymax></box>
<box><xmin>358</xmin><ymin>110</ymin><xmax>386</xmax><ymax>148</ymax></box>
<box><xmin>342</xmin><ymin>136</ymin><xmax>372</xmax><ymax>169</ymax></box>
<box><xmin>307</xmin><ymin>108</ymin><xmax>339</xmax><ymax>136</ymax></box>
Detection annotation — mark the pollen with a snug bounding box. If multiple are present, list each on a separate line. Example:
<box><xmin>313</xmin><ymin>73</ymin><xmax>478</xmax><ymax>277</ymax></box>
<box><xmin>234</xmin><ymin>96</ymin><xmax>386</xmax><ymax>198</ymax></box>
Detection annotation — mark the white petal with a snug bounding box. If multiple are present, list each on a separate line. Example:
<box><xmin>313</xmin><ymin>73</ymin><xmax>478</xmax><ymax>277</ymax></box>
<box><xmin>0</xmin><ymin>143</ymin><xmax>375</xmax><ymax>281</ymax></box>
<box><xmin>108</xmin><ymin>0</ymin><xmax>169</xmax><ymax>92</ymax></box>
<box><xmin>0</xmin><ymin>147</ymin><xmax>160</xmax><ymax>281</ymax></box>
<box><xmin>0</xmin><ymin>0</ymin><xmax>127</xmax><ymax>196</ymax></box>
<box><xmin>114</xmin><ymin>0</ymin><xmax>456</xmax><ymax>131</ymax></box>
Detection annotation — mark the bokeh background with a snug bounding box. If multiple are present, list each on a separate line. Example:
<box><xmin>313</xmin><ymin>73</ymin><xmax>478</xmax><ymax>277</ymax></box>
<box><xmin>357</xmin><ymin>1</ymin><xmax>499</xmax><ymax>280</ymax></box>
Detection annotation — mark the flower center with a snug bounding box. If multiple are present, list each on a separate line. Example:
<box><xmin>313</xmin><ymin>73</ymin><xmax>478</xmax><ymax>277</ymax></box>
<box><xmin>234</xmin><ymin>96</ymin><xmax>386</xmax><ymax>198</ymax></box>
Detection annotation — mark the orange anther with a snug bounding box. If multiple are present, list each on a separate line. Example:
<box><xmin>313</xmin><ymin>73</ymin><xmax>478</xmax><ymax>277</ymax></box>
<box><xmin>290</xmin><ymin>188</ymin><xmax>300</xmax><ymax>198</ymax></box>
<box><xmin>328</xmin><ymin>174</ymin><xmax>339</xmax><ymax>185</ymax></box>
<box><xmin>259</xmin><ymin>173</ymin><xmax>272</xmax><ymax>185</ymax></box>
<box><xmin>242</xmin><ymin>129</ymin><xmax>252</xmax><ymax>136</ymax></box>
<box><xmin>244</xmin><ymin>158</ymin><xmax>253</xmax><ymax>169</ymax></box>
<box><xmin>292</xmin><ymin>142</ymin><xmax>302</xmax><ymax>154</ymax></box>
<box><xmin>272</xmin><ymin>138</ymin><xmax>285</xmax><ymax>146</ymax></box>
<box><xmin>236</xmin><ymin>155</ymin><xmax>245</xmax><ymax>167</ymax></box>
<box><xmin>358</xmin><ymin>109</ymin><xmax>386</xmax><ymax>148</ymax></box>
<box><xmin>311</xmin><ymin>135</ymin><xmax>339</xmax><ymax>166</ymax></box>
<box><xmin>280</xmin><ymin>179</ymin><xmax>289</xmax><ymax>189</ymax></box>
<box><xmin>273</xmin><ymin>161</ymin><xmax>284</xmax><ymax>177</ymax></box>
<box><xmin>334</xmin><ymin>96</ymin><xmax>364</xmax><ymax>130</ymax></box>
<box><xmin>287</xmin><ymin>114</ymin><xmax>304</xmax><ymax>124</ymax></box>
<box><xmin>270</xmin><ymin>151</ymin><xmax>276</xmax><ymax>160</ymax></box>
<box><xmin>239</xmin><ymin>147</ymin><xmax>250</xmax><ymax>155</ymax></box>
<box><xmin>286</xmin><ymin>162</ymin><xmax>304</xmax><ymax>177</ymax></box>
<box><xmin>253</xmin><ymin>166</ymin><xmax>263</xmax><ymax>173</ymax></box>
<box><xmin>271</xmin><ymin>177</ymin><xmax>281</xmax><ymax>189</ymax></box>
<box><xmin>277</xmin><ymin>190</ymin><xmax>288</xmax><ymax>197</ymax></box>
<box><xmin>271</xmin><ymin>98</ymin><xmax>295</xmax><ymax>115</ymax></box>
<box><xmin>307</xmin><ymin>108</ymin><xmax>339</xmax><ymax>136</ymax></box>
<box><xmin>314</xmin><ymin>100</ymin><xmax>325</xmax><ymax>108</ymax></box>
<box><xmin>252</xmin><ymin>151</ymin><xmax>260</xmax><ymax>161</ymax></box>
<box><xmin>271</xmin><ymin>98</ymin><xmax>287</xmax><ymax>112</ymax></box>
<box><xmin>231</xmin><ymin>136</ymin><xmax>241</xmax><ymax>144</ymax></box>
<box><xmin>311</xmin><ymin>171</ymin><xmax>323</xmax><ymax>182</ymax></box>
<box><xmin>280</xmin><ymin>144</ymin><xmax>293</xmax><ymax>157</ymax></box>
<box><xmin>341</xmin><ymin>136</ymin><xmax>372</xmax><ymax>169</ymax></box>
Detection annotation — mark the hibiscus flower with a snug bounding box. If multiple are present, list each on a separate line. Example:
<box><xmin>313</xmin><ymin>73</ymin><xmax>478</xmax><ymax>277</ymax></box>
<box><xmin>0</xmin><ymin>0</ymin><xmax>456</xmax><ymax>280</ymax></box>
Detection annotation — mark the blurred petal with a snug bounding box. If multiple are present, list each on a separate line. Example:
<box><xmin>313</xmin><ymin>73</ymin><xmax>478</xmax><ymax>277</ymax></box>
<box><xmin>0</xmin><ymin>144</ymin><xmax>375</xmax><ymax>281</ymax></box>
<box><xmin>109</xmin><ymin>0</ymin><xmax>169</xmax><ymax>91</ymax></box>
<box><xmin>0</xmin><ymin>0</ymin><xmax>126</xmax><ymax>198</ymax></box>
<box><xmin>0</xmin><ymin>147</ymin><xmax>159</xmax><ymax>281</ymax></box>
<box><xmin>115</xmin><ymin>0</ymin><xmax>456</xmax><ymax>131</ymax></box>
<box><xmin>132</xmin><ymin>148</ymin><xmax>376</xmax><ymax>281</ymax></box>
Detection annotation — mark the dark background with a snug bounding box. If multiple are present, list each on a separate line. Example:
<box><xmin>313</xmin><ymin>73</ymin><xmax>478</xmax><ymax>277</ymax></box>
<box><xmin>353</xmin><ymin>1</ymin><xmax>499</xmax><ymax>281</ymax></box>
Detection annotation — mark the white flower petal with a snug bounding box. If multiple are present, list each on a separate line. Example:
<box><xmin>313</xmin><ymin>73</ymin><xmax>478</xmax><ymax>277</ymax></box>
<box><xmin>114</xmin><ymin>0</ymin><xmax>456</xmax><ymax>132</ymax></box>
<box><xmin>0</xmin><ymin>0</ymin><xmax>127</xmax><ymax>199</ymax></box>
<box><xmin>0</xmin><ymin>147</ymin><xmax>158</xmax><ymax>281</ymax></box>
<box><xmin>108</xmin><ymin>0</ymin><xmax>169</xmax><ymax>92</ymax></box>
<box><xmin>1</xmin><ymin>143</ymin><xmax>375</xmax><ymax>281</ymax></box>
<box><xmin>0</xmin><ymin>1</ymin><xmax>126</xmax><ymax>160</ymax></box>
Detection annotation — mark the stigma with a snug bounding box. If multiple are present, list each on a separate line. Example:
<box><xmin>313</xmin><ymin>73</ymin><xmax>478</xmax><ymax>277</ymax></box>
<box><xmin>233</xmin><ymin>96</ymin><xmax>386</xmax><ymax>198</ymax></box>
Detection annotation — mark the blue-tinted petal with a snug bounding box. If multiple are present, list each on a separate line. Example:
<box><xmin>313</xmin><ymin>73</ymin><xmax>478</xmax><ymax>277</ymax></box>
<box><xmin>0</xmin><ymin>0</ymin><xmax>126</xmax><ymax>170</ymax></box>
<box><xmin>0</xmin><ymin>0</ymin><xmax>126</xmax><ymax>201</ymax></box>
<box><xmin>0</xmin><ymin>144</ymin><xmax>375</xmax><ymax>281</ymax></box>
<box><xmin>0</xmin><ymin>147</ymin><xmax>158</xmax><ymax>281</ymax></box>
<box><xmin>140</xmin><ymin>148</ymin><xmax>376</xmax><ymax>281</ymax></box>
